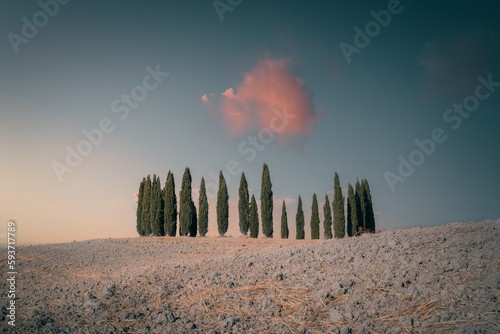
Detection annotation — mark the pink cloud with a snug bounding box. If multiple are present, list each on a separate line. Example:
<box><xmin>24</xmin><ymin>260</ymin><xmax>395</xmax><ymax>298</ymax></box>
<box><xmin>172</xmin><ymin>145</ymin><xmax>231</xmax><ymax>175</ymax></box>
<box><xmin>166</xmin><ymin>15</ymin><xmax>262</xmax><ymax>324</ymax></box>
<box><xmin>212</xmin><ymin>58</ymin><xmax>318</xmax><ymax>143</ymax></box>
<box><xmin>202</xmin><ymin>93</ymin><xmax>216</xmax><ymax>103</ymax></box>
<box><xmin>222</xmin><ymin>88</ymin><xmax>236</xmax><ymax>99</ymax></box>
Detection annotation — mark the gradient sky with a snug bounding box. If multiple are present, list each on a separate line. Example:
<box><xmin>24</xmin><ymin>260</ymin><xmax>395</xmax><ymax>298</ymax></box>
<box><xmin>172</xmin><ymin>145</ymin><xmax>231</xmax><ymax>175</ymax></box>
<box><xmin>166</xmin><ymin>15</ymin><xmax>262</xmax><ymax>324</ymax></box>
<box><xmin>1</xmin><ymin>0</ymin><xmax>499</xmax><ymax>245</ymax></box>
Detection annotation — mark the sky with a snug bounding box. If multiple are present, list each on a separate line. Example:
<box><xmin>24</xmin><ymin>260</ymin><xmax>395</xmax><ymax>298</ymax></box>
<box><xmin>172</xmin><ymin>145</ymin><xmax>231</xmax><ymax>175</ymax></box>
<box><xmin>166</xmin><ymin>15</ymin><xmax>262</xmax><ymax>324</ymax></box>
<box><xmin>1</xmin><ymin>0</ymin><xmax>499</xmax><ymax>245</ymax></box>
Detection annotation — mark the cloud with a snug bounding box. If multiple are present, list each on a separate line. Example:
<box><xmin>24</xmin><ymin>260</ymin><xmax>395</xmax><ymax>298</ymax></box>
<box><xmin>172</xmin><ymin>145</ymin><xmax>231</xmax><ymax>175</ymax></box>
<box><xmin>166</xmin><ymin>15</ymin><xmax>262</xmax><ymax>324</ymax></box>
<box><xmin>201</xmin><ymin>94</ymin><xmax>216</xmax><ymax>103</ymax></box>
<box><xmin>417</xmin><ymin>28</ymin><xmax>500</xmax><ymax>102</ymax></box>
<box><xmin>205</xmin><ymin>58</ymin><xmax>318</xmax><ymax>144</ymax></box>
<box><xmin>222</xmin><ymin>88</ymin><xmax>235</xmax><ymax>99</ymax></box>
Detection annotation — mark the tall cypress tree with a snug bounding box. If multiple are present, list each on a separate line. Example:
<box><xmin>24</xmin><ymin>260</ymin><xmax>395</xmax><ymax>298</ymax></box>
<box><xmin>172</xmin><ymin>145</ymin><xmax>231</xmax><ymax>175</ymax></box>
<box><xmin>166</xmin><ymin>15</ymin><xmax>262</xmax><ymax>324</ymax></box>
<box><xmin>347</xmin><ymin>183</ymin><xmax>358</xmax><ymax>236</ymax></box>
<box><xmin>160</xmin><ymin>180</ymin><xmax>165</xmax><ymax>235</ymax></box>
<box><xmin>296</xmin><ymin>196</ymin><xmax>305</xmax><ymax>240</ymax></box>
<box><xmin>158</xmin><ymin>175</ymin><xmax>165</xmax><ymax>235</ymax></box>
<box><xmin>333</xmin><ymin>172</ymin><xmax>345</xmax><ymax>239</ymax></box>
<box><xmin>280</xmin><ymin>200</ymin><xmax>289</xmax><ymax>239</ymax></box>
<box><xmin>136</xmin><ymin>178</ymin><xmax>146</xmax><ymax>236</ymax></box>
<box><xmin>150</xmin><ymin>174</ymin><xmax>164</xmax><ymax>236</ymax></box>
<box><xmin>179</xmin><ymin>167</ymin><xmax>192</xmax><ymax>236</ymax></box>
<box><xmin>198</xmin><ymin>177</ymin><xmax>209</xmax><ymax>237</ymax></box>
<box><xmin>323</xmin><ymin>194</ymin><xmax>332</xmax><ymax>239</ymax></box>
<box><xmin>260</xmin><ymin>163</ymin><xmax>273</xmax><ymax>238</ymax></box>
<box><xmin>310</xmin><ymin>194</ymin><xmax>320</xmax><ymax>239</ymax></box>
<box><xmin>363</xmin><ymin>179</ymin><xmax>376</xmax><ymax>232</ymax></box>
<box><xmin>249</xmin><ymin>195</ymin><xmax>259</xmax><ymax>238</ymax></box>
<box><xmin>189</xmin><ymin>200</ymin><xmax>197</xmax><ymax>237</ymax></box>
<box><xmin>356</xmin><ymin>178</ymin><xmax>366</xmax><ymax>230</ymax></box>
<box><xmin>346</xmin><ymin>193</ymin><xmax>352</xmax><ymax>237</ymax></box>
<box><xmin>164</xmin><ymin>171</ymin><xmax>177</xmax><ymax>237</ymax></box>
<box><xmin>238</xmin><ymin>173</ymin><xmax>250</xmax><ymax>235</ymax></box>
<box><xmin>142</xmin><ymin>175</ymin><xmax>152</xmax><ymax>235</ymax></box>
<box><xmin>217</xmin><ymin>171</ymin><xmax>229</xmax><ymax>236</ymax></box>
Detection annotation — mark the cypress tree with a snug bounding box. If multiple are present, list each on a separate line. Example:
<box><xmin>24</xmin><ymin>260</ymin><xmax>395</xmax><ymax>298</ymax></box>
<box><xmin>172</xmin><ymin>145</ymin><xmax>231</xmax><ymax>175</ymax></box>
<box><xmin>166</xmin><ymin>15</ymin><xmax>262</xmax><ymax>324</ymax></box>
<box><xmin>189</xmin><ymin>200</ymin><xmax>197</xmax><ymax>237</ymax></box>
<box><xmin>164</xmin><ymin>171</ymin><xmax>177</xmax><ymax>237</ymax></box>
<box><xmin>280</xmin><ymin>200</ymin><xmax>289</xmax><ymax>239</ymax></box>
<box><xmin>346</xmin><ymin>194</ymin><xmax>352</xmax><ymax>237</ymax></box>
<box><xmin>136</xmin><ymin>178</ymin><xmax>146</xmax><ymax>236</ymax></box>
<box><xmin>158</xmin><ymin>175</ymin><xmax>165</xmax><ymax>235</ymax></box>
<box><xmin>160</xmin><ymin>179</ymin><xmax>165</xmax><ymax>235</ymax></box>
<box><xmin>323</xmin><ymin>194</ymin><xmax>332</xmax><ymax>239</ymax></box>
<box><xmin>333</xmin><ymin>172</ymin><xmax>345</xmax><ymax>238</ymax></box>
<box><xmin>249</xmin><ymin>195</ymin><xmax>259</xmax><ymax>238</ymax></box>
<box><xmin>179</xmin><ymin>167</ymin><xmax>192</xmax><ymax>236</ymax></box>
<box><xmin>142</xmin><ymin>175</ymin><xmax>152</xmax><ymax>235</ymax></box>
<box><xmin>347</xmin><ymin>183</ymin><xmax>358</xmax><ymax>236</ymax></box>
<box><xmin>354</xmin><ymin>179</ymin><xmax>360</xmax><ymax>229</ymax></box>
<box><xmin>238</xmin><ymin>173</ymin><xmax>250</xmax><ymax>235</ymax></box>
<box><xmin>363</xmin><ymin>179</ymin><xmax>376</xmax><ymax>232</ymax></box>
<box><xmin>150</xmin><ymin>174</ymin><xmax>164</xmax><ymax>236</ymax></box>
<box><xmin>310</xmin><ymin>194</ymin><xmax>320</xmax><ymax>239</ymax></box>
<box><xmin>198</xmin><ymin>177</ymin><xmax>209</xmax><ymax>237</ymax></box>
<box><xmin>356</xmin><ymin>178</ymin><xmax>366</xmax><ymax>230</ymax></box>
<box><xmin>260</xmin><ymin>163</ymin><xmax>273</xmax><ymax>238</ymax></box>
<box><xmin>217</xmin><ymin>171</ymin><xmax>229</xmax><ymax>236</ymax></box>
<box><xmin>296</xmin><ymin>196</ymin><xmax>305</xmax><ymax>240</ymax></box>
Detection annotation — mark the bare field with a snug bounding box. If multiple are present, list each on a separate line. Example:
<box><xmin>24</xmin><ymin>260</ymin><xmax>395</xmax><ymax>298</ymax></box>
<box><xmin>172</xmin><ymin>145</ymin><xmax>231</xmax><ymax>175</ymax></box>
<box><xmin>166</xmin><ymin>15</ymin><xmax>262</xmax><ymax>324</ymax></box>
<box><xmin>1</xmin><ymin>220</ymin><xmax>499</xmax><ymax>333</ymax></box>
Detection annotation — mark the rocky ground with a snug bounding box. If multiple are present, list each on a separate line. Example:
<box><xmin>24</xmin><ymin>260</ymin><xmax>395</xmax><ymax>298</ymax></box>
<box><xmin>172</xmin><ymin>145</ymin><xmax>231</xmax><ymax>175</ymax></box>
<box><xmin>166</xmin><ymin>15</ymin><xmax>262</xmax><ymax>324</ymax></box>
<box><xmin>1</xmin><ymin>219</ymin><xmax>499</xmax><ymax>333</ymax></box>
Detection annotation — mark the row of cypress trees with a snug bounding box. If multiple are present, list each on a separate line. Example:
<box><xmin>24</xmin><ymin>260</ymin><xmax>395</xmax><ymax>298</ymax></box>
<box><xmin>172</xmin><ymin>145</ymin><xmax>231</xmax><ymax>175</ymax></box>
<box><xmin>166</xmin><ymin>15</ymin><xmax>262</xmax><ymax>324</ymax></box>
<box><xmin>301</xmin><ymin>172</ymin><xmax>376</xmax><ymax>239</ymax></box>
<box><xmin>136</xmin><ymin>164</ymin><xmax>375</xmax><ymax>239</ymax></box>
<box><xmin>136</xmin><ymin>168</ymin><xmax>209</xmax><ymax>237</ymax></box>
<box><xmin>236</xmin><ymin>163</ymin><xmax>274</xmax><ymax>238</ymax></box>
<box><xmin>244</xmin><ymin>169</ymin><xmax>376</xmax><ymax>239</ymax></box>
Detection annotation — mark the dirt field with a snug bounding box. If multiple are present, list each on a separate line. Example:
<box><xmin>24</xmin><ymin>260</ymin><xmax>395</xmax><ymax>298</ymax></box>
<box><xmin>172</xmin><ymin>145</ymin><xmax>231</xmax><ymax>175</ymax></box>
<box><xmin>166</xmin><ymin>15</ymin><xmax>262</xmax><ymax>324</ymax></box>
<box><xmin>1</xmin><ymin>219</ymin><xmax>499</xmax><ymax>333</ymax></box>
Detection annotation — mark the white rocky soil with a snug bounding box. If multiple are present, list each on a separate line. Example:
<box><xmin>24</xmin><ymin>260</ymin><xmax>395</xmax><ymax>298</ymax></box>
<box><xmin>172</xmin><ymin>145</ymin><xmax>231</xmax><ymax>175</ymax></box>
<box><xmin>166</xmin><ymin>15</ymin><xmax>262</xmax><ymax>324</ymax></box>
<box><xmin>1</xmin><ymin>219</ymin><xmax>499</xmax><ymax>333</ymax></box>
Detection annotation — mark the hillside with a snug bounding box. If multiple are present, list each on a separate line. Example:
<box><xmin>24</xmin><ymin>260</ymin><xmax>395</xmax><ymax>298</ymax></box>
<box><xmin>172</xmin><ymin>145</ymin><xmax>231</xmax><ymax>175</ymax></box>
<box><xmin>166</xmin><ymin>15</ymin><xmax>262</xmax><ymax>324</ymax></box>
<box><xmin>2</xmin><ymin>219</ymin><xmax>499</xmax><ymax>333</ymax></box>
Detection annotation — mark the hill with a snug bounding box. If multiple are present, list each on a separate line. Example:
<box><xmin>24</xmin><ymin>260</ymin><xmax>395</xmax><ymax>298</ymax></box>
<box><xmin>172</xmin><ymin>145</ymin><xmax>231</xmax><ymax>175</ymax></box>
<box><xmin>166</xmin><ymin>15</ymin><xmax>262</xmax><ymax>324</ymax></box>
<box><xmin>2</xmin><ymin>219</ymin><xmax>499</xmax><ymax>333</ymax></box>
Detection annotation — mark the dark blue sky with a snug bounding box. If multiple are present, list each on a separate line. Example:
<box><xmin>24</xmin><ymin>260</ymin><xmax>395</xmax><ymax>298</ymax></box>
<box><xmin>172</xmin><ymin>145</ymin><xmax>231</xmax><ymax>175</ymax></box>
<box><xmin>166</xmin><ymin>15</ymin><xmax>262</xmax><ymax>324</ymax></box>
<box><xmin>1</xmin><ymin>0</ymin><xmax>499</xmax><ymax>244</ymax></box>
